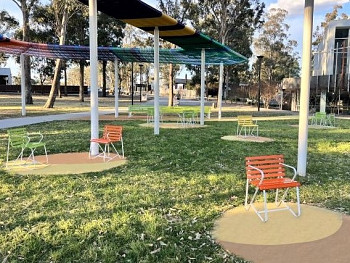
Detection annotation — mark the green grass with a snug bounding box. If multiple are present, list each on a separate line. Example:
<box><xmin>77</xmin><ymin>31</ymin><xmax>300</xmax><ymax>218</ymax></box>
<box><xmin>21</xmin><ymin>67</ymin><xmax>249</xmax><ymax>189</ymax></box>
<box><xmin>0</xmin><ymin>118</ymin><xmax>350</xmax><ymax>262</ymax></box>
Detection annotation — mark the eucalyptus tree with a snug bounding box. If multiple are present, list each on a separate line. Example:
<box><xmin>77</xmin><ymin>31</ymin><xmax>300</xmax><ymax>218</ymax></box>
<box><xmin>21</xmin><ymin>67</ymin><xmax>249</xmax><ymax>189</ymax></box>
<box><xmin>195</xmin><ymin>0</ymin><xmax>265</xmax><ymax>99</ymax></box>
<box><xmin>65</xmin><ymin>5</ymin><xmax>89</xmax><ymax>101</ymax></box>
<box><xmin>253</xmin><ymin>8</ymin><xmax>300</xmax><ymax>107</ymax></box>
<box><xmin>0</xmin><ymin>10</ymin><xmax>19</xmax><ymax>65</ymax></box>
<box><xmin>313</xmin><ymin>4</ymin><xmax>348</xmax><ymax>47</ymax></box>
<box><xmin>11</xmin><ymin>0</ymin><xmax>40</xmax><ymax>104</ymax></box>
<box><xmin>0</xmin><ymin>10</ymin><xmax>19</xmax><ymax>35</ymax></box>
<box><xmin>43</xmin><ymin>0</ymin><xmax>86</xmax><ymax>108</ymax></box>
<box><xmin>158</xmin><ymin>0</ymin><xmax>198</xmax><ymax>106</ymax></box>
<box><xmin>97</xmin><ymin>12</ymin><xmax>125</xmax><ymax>97</ymax></box>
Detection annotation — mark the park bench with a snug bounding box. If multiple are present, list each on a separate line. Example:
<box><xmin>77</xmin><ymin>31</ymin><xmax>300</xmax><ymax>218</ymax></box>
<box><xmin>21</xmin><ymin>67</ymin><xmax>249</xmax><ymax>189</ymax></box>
<box><xmin>244</xmin><ymin>154</ymin><xmax>301</xmax><ymax>222</ymax></box>
<box><xmin>237</xmin><ymin>115</ymin><xmax>258</xmax><ymax>136</ymax></box>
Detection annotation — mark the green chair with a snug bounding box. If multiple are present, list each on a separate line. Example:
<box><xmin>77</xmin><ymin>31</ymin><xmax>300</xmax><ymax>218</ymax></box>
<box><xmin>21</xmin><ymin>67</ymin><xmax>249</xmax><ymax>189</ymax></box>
<box><xmin>310</xmin><ymin>112</ymin><xmax>327</xmax><ymax>126</ymax></box>
<box><xmin>178</xmin><ymin>110</ymin><xmax>196</xmax><ymax>126</ymax></box>
<box><xmin>326</xmin><ymin>113</ymin><xmax>335</xmax><ymax>127</ymax></box>
<box><xmin>6</xmin><ymin>128</ymin><xmax>48</xmax><ymax>167</ymax></box>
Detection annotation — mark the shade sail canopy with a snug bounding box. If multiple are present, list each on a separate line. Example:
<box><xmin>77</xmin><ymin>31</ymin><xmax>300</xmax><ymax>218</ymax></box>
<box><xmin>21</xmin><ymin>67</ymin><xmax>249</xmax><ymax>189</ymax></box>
<box><xmin>76</xmin><ymin>0</ymin><xmax>246</xmax><ymax>53</ymax></box>
<box><xmin>0</xmin><ymin>35</ymin><xmax>247</xmax><ymax>65</ymax></box>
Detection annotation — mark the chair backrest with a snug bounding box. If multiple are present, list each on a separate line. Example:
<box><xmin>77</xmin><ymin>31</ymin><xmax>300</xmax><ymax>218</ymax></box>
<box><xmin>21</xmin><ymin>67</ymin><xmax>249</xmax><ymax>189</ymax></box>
<box><xmin>8</xmin><ymin>128</ymin><xmax>28</xmax><ymax>148</ymax></box>
<box><xmin>182</xmin><ymin>110</ymin><xmax>195</xmax><ymax>118</ymax></box>
<box><xmin>238</xmin><ymin>115</ymin><xmax>254</xmax><ymax>125</ymax></box>
<box><xmin>245</xmin><ymin>154</ymin><xmax>285</xmax><ymax>180</ymax></box>
<box><xmin>103</xmin><ymin>125</ymin><xmax>122</xmax><ymax>142</ymax></box>
<box><xmin>315</xmin><ymin>112</ymin><xmax>326</xmax><ymax>119</ymax></box>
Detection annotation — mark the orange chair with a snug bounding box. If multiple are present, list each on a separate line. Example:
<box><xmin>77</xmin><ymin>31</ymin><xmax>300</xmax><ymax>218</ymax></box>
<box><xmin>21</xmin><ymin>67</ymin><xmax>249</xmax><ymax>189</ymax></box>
<box><xmin>244</xmin><ymin>154</ymin><xmax>301</xmax><ymax>222</ymax></box>
<box><xmin>89</xmin><ymin>125</ymin><xmax>124</xmax><ymax>162</ymax></box>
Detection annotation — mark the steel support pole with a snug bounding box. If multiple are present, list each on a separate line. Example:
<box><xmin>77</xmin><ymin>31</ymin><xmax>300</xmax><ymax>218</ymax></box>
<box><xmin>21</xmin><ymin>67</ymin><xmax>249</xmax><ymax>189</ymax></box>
<box><xmin>154</xmin><ymin>27</ymin><xmax>160</xmax><ymax>135</ymax></box>
<box><xmin>89</xmin><ymin>0</ymin><xmax>99</xmax><ymax>155</ymax></box>
<box><xmin>114</xmin><ymin>58</ymin><xmax>119</xmax><ymax>118</ymax></box>
<box><xmin>20</xmin><ymin>54</ymin><xmax>26</xmax><ymax>116</ymax></box>
<box><xmin>200</xmin><ymin>48</ymin><xmax>205</xmax><ymax>126</ymax></box>
<box><xmin>297</xmin><ymin>0</ymin><xmax>314</xmax><ymax>176</ymax></box>
<box><xmin>218</xmin><ymin>62</ymin><xmax>224</xmax><ymax>119</ymax></box>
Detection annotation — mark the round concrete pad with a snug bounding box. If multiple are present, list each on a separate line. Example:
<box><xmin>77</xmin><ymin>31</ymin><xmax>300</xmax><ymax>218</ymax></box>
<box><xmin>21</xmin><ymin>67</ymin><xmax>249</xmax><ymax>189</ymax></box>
<box><xmin>212</xmin><ymin>204</ymin><xmax>342</xmax><ymax>245</ymax></box>
<box><xmin>6</xmin><ymin>152</ymin><xmax>127</xmax><ymax>175</ymax></box>
<box><xmin>221</xmin><ymin>135</ymin><xmax>274</xmax><ymax>142</ymax></box>
<box><xmin>290</xmin><ymin>125</ymin><xmax>336</xmax><ymax>129</ymax></box>
<box><xmin>140</xmin><ymin>123</ymin><xmax>207</xmax><ymax>129</ymax></box>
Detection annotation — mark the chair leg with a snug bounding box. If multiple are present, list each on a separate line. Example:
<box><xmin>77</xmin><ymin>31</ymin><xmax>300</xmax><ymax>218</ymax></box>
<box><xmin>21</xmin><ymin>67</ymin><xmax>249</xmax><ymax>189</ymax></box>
<box><xmin>121</xmin><ymin>139</ymin><xmax>124</xmax><ymax>157</ymax></box>
<box><xmin>44</xmin><ymin>145</ymin><xmax>48</xmax><ymax>163</ymax></box>
<box><xmin>6</xmin><ymin>141</ymin><xmax>10</xmax><ymax>167</ymax></box>
<box><xmin>244</xmin><ymin>179</ymin><xmax>249</xmax><ymax>208</ymax></box>
<box><xmin>296</xmin><ymin>187</ymin><xmax>301</xmax><ymax>216</ymax></box>
<box><xmin>275</xmin><ymin>189</ymin><xmax>279</xmax><ymax>204</ymax></box>
<box><xmin>263</xmin><ymin>190</ymin><xmax>268</xmax><ymax>222</ymax></box>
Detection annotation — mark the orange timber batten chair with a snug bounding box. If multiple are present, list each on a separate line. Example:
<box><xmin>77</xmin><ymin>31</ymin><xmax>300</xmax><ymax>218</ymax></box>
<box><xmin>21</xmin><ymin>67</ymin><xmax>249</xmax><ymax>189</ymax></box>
<box><xmin>244</xmin><ymin>154</ymin><xmax>301</xmax><ymax>222</ymax></box>
<box><xmin>89</xmin><ymin>125</ymin><xmax>124</xmax><ymax>162</ymax></box>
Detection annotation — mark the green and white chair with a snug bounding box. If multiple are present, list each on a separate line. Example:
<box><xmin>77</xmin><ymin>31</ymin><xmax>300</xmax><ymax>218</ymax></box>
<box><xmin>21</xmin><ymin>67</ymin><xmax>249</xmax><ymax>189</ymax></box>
<box><xmin>6</xmin><ymin>128</ymin><xmax>48</xmax><ymax>167</ymax></box>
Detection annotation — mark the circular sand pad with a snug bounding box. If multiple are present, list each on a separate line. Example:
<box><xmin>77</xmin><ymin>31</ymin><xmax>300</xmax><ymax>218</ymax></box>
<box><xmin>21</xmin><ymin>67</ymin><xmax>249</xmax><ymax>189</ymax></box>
<box><xmin>6</xmin><ymin>152</ymin><xmax>127</xmax><ymax>175</ymax></box>
<box><xmin>290</xmin><ymin>124</ymin><xmax>336</xmax><ymax>129</ymax></box>
<box><xmin>212</xmin><ymin>204</ymin><xmax>342</xmax><ymax>245</ymax></box>
<box><xmin>140</xmin><ymin>123</ymin><xmax>207</xmax><ymax>129</ymax></box>
<box><xmin>221</xmin><ymin>135</ymin><xmax>274</xmax><ymax>142</ymax></box>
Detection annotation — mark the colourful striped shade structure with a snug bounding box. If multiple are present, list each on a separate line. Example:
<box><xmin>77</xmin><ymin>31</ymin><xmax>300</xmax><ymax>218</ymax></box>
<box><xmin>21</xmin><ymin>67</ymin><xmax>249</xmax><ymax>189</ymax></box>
<box><xmin>0</xmin><ymin>35</ymin><xmax>247</xmax><ymax>65</ymax></box>
<box><xmin>77</xmin><ymin>0</ymin><xmax>228</xmax><ymax>50</ymax></box>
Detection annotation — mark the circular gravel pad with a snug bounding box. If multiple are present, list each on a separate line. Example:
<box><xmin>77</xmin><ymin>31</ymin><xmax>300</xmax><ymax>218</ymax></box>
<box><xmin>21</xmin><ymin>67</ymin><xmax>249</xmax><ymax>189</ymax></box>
<box><xmin>212</xmin><ymin>204</ymin><xmax>350</xmax><ymax>263</ymax></box>
<box><xmin>221</xmin><ymin>135</ymin><xmax>274</xmax><ymax>142</ymax></box>
<box><xmin>139</xmin><ymin>123</ymin><xmax>207</xmax><ymax>129</ymax></box>
<box><xmin>212</xmin><ymin>204</ymin><xmax>342</xmax><ymax>245</ymax></box>
<box><xmin>6</xmin><ymin>152</ymin><xmax>127</xmax><ymax>175</ymax></box>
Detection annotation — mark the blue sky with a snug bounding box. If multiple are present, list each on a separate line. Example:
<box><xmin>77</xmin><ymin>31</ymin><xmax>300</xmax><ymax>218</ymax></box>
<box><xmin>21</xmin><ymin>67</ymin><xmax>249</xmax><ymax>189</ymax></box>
<box><xmin>1</xmin><ymin>0</ymin><xmax>350</xmax><ymax>74</ymax></box>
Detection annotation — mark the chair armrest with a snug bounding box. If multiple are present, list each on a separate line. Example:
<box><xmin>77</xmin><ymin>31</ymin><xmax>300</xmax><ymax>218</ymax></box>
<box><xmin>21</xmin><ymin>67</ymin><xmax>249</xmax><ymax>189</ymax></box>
<box><xmin>28</xmin><ymin>132</ymin><xmax>44</xmax><ymax>143</ymax></box>
<box><xmin>280</xmin><ymin>163</ymin><xmax>297</xmax><ymax>180</ymax></box>
<box><xmin>248</xmin><ymin>165</ymin><xmax>265</xmax><ymax>185</ymax></box>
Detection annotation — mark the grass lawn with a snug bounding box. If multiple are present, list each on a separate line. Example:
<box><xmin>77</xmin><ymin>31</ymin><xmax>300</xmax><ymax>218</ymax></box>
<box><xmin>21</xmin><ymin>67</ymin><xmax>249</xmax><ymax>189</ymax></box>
<box><xmin>0</xmin><ymin>94</ymin><xmax>131</xmax><ymax>119</ymax></box>
<box><xmin>0</xmin><ymin>113</ymin><xmax>349</xmax><ymax>262</ymax></box>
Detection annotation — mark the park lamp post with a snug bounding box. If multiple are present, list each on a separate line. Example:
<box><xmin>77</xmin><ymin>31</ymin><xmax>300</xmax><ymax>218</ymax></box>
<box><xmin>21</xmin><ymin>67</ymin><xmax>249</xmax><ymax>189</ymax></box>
<box><xmin>257</xmin><ymin>55</ymin><xmax>264</xmax><ymax>112</ymax></box>
<box><xmin>139</xmin><ymin>64</ymin><xmax>143</xmax><ymax>102</ymax></box>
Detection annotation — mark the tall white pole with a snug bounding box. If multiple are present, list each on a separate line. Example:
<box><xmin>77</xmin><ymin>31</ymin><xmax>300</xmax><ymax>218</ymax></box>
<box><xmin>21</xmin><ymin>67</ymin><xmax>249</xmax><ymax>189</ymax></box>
<box><xmin>200</xmin><ymin>48</ymin><xmax>205</xmax><ymax>125</ymax></box>
<box><xmin>114</xmin><ymin>58</ymin><xmax>119</xmax><ymax>118</ymax></box>
<box><xmin>334</xmin><ymin>42</ymin><xmax>339</xmax><ymax>93</ymax></box>
<box><xmin>89</xmin><ymin>0</ymin><xmax>99</xmax><ymax>155</ymax></box>
<box><xmin>154</xmin><ymin>27</ymin><xmax>160</xmax><ymax>135</ymax></box>
<box><xmin>218</xmin><ymin>62</ymin><xmax>224</xmax><ymax>119</ymax></box>
<box><xmin>20</xmin><ymin>54</ymin><xmax>26</xmax><ymax>116</ymax></box>
<box><xmin>297</xmin><ymin>0</ymin><xmax>314</xmax><ymax>177</ymax></box>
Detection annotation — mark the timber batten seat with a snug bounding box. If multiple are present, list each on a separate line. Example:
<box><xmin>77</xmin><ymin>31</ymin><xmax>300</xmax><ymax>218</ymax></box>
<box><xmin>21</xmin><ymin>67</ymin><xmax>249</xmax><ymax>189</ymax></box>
<box><xmin>244</xmin><ymin>154</ymin><xmax>301</xmax><ymax>222</ymax></box>
<box><xmin>89</xmin><ymin>125</ymin><xmax>124</xmax><ymax>162</ymax></box>
<box><xmin>237</xmin><ymin>115</ymin><xmax>258</xmax><ymax>136</ymax></box>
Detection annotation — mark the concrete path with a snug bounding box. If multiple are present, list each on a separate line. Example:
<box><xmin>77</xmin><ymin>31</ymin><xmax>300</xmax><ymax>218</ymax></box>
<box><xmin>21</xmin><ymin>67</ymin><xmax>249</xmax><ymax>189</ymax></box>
<box><xmin>0</xmin><ymin>110</ymin><xmax>114</xmax><ymax>129</ymax></box>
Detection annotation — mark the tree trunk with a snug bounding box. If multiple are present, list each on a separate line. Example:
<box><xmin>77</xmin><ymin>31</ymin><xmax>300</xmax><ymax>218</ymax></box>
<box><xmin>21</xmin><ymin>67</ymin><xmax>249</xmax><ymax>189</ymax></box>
<box><xmin>102</xmin><ymin>60</ymin><xmax>107</xmax><ymax>97</ymax></box>
<box><xmin>58</xmin><ymin>82</ymin><xmax>62</xmax><ymax>98</ymax></box>
<box><xmin>64</xmin><ymin>62</ymin><xmax>68</xmax><ymax>96</ymax></box>
<box><xmin>168</xmin><ymin>63</ymin><xmax>174</xmax><ymax>106</ymax></box>
<box><xmin>43</xmin><ymin>1</ymin><xmax>68</xmax><ymax>108</ymax></box>
<box><xmin>21</xmin><ymin>3</ymin><xmax>33</xmax><ymax>104</ymax></box>
<box><xmin>24</xmin><ymin>56</ymin><xmax>33</xmax><ymax>104</ymax></box>
<box><xmin>79</xmin><ymin>60</ymin><xmax>85</xmax><ymax>102</ymax></box>
<box><xmin>44</xmin><ymin>59</ymin><xmax>62</xmax><ymax>108</ymax></box>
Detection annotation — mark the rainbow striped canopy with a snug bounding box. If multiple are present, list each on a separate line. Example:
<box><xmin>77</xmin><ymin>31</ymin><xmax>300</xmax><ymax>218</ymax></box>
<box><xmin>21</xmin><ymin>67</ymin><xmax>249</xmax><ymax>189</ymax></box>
<box><xmin>0</xmin><ymin>35</ymin><xmax>247</xmax><ymax>65</ymax></box>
